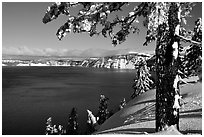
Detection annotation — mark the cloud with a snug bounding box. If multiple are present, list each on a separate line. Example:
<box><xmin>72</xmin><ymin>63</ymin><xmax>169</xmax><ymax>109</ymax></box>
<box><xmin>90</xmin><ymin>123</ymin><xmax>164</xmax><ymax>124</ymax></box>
<box><xmin>3</xmin><ymin>46</ymin><xmax>44</xmax><ymax>56</ymax></box>
<box><xmin>80</xmin><ymin>48</ymin><xmax>109</xmax><ymax>57</ymax></box>
<box><xmin>2</xmin><ymin>46</ymin><xmax>67</xmax><ymax>56</ymax></box>
<box><xmin>2</xmin><ymin>46</ymin><xmax>154</xmax><ymax>57</ymax></box>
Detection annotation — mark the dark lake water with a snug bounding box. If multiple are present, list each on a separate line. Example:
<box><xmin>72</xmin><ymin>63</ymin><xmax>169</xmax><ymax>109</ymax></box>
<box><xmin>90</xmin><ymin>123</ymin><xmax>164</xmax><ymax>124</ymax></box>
<box><xmin>2</xmin><ymin>66</ymin><xmax>136</xmax><ymax>135</ymax></box>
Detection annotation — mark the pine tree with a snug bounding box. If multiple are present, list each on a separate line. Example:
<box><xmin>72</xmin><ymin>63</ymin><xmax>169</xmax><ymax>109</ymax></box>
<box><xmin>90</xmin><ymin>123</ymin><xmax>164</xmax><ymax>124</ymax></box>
<box><xmin>97</xmin><ymin>94</ymin><xmax>109</xmax><ymax>125</ymax></box>
<box><xmin>66</xmin><ymin>107</ymin><xmax>79</xmax><ymax>135</ymax></box>
<box><xmin>86</xmin><ymin>109</ymin><xmax>98</xmax><ymax>134</ymax></box>
<box><xmin>45</xmin><ymin>117</ymin><xmax>53</xmax><ymax>135</ymax></box>
<box><xmin>131</xmin><ymin>58</ymin><xmax>154</xmax><ymax>99</ymax></box>
<box><xmin>43</xmin><ymin>2</ymin><xmax>202</xmax><ymax>132</ymax></box>
<box><xmin>183</xmin><ymin>18</ymin><xmax>202</xmax><ymax>78</ymax></box>
<box><xmin>119</xmin><ymin>98</ymin><xmax>126</xmax><ymax>110</ymax></box>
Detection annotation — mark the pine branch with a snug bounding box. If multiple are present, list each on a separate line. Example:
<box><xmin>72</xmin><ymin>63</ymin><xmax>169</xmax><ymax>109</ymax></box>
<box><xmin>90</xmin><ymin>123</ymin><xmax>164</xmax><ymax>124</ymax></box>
<box><xmin>175</xmin><ymin>34</ymin><xmax>202</xmax><ymax>45</ymax></box>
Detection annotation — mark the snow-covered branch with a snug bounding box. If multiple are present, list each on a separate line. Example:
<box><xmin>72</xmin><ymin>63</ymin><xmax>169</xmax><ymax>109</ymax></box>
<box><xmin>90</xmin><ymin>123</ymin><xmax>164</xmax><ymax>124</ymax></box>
<box><xmin>175</xmin><ymin>34</ymin><xmax>202</xmax><ymax>45</ymax></box>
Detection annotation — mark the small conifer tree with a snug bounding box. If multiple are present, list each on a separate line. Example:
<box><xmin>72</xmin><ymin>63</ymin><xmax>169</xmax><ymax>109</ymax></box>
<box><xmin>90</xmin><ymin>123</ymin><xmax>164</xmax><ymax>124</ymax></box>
<box><xmin>86</xmin><ymin>109</ymin><xmax>97</xmax><ymax>134</ymax></box>
<box><xmin>131</xmin><ymin>58</ymin><xmax>154</xmax><ymax>99</ymax></box>
<box><xmin>119</xmin><ymin>98</ymin><xmax>126</xmax><ymax>110</ymax></box>
<box><xmin>45</xmin><ymin>117</ymin><xmax>53</xmax><ymax>135</ymax></box>
<box><xmin>66</xmin><ymin>107</ymin><xmax>79</xmax><ymax>135</ymax></box>
<box><xmin>97</xmin><ymin>94</ymin><xmax>109</xmax><ymax>125</ymax></box>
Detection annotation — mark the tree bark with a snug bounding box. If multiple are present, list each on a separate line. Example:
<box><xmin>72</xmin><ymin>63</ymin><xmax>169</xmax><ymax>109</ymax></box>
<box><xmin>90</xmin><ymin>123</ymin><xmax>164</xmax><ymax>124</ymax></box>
<box><xmin>156</xmin><ymin>3</ymin><xmax>181</xmax><ymax>132</ymax></box>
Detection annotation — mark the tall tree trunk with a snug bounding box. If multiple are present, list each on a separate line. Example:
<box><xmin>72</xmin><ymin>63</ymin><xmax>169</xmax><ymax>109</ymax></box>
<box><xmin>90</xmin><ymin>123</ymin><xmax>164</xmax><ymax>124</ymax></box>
<box><xmin>155</xmin><ymin>3</ymin><xmax>181</xmax><ymax>132</ymax></box>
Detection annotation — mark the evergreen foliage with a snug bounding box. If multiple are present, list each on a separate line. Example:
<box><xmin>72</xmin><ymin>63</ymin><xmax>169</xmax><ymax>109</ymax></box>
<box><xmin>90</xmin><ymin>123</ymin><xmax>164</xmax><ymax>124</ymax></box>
<box><xmin>86</xmin><ymin>109</ymin><xmax>98</xmax><ymax>134</ymax></box>
<box><xmin>45</xmin><ymin>117</ymin><xmax>65</xmax><ymax>135</ymax></box>
<box><xmin>131</xmin><ymin>58</ymin><xmax>154</xmax><ymax>99</ymax></box>
<box><xmin>66</xmin><ymin>107</ymin><xmax>79</xmax><ymax>135</ymax></box>
<box><xmin>183</xmin><ymin>18</ymin><xmax>202</xmax><ymax>77</ymax></box>
<box><xmin>119</xmin><ymin>98</ymin><xmax>126</xmax><ymax>110</ymax></box>
<box><xmin>45</xmin><ymin>117</ymin><xmax>53</xmax><ymax>135</ymax></box>
<box><xmin>97</xmin><ymin>94</ymin><xmax>109</xmax><ymax>125</ymax></box>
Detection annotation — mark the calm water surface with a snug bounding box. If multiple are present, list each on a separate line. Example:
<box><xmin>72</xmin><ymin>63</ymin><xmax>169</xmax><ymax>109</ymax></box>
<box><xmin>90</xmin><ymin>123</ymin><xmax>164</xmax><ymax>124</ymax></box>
<box><xmin>2</xmin><ymin>66</ymin><xmax>136</xmax><ymax>135</ymax></box>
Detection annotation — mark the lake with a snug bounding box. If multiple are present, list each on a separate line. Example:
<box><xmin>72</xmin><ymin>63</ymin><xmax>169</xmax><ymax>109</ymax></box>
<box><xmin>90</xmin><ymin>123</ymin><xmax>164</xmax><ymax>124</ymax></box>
<box><xmin>2</xmin><ymin>66</ymin><xmax>136</xmax><ymax>135</ymax></box>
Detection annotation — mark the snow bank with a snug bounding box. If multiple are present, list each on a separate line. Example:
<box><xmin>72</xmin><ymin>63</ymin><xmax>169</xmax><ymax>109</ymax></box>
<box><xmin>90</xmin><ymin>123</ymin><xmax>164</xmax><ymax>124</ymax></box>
<box><xmin>95</xmin><ymin>77</ymin><xmax>202</xmax><ymax>135</ymax></box>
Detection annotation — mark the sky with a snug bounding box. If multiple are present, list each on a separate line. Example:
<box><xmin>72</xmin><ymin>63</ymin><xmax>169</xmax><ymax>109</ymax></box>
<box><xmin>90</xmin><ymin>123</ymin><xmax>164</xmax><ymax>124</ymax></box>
<box><xmin>2</xmin><ymin>2</ymin><xmax>202</xmax><ymax>57</ymax></box>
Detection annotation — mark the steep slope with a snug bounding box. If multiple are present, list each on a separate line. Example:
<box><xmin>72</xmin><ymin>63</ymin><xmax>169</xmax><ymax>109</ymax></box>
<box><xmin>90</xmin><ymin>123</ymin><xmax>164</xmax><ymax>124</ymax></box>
<box><xmin>95</xmin><ymin>77</ymin><xmax>202</xmax><ymax>135</ymax></box>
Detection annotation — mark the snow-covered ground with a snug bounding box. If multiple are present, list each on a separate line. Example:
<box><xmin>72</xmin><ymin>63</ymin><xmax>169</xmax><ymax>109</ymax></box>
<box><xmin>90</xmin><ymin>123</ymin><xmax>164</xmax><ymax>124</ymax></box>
<box><xmin>30</xmin><ymin>63</ymin><xmax>49</xmax><ymax>66</ymax></box>
<box><xmin>2</xmin><ymin>64</ymin><xmax>7</xmax><ymax>66</ymax></box>
<box><xmin>16</xmin><ymin>63</ymin><xmax>30</xmax><ymax>66</ymax></box>
<box><xmin>95</xmin><ymin>76</ymin><xmax>202</xmax><ymax>135</ymax></box>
